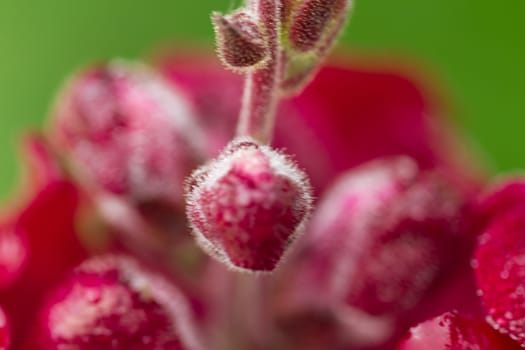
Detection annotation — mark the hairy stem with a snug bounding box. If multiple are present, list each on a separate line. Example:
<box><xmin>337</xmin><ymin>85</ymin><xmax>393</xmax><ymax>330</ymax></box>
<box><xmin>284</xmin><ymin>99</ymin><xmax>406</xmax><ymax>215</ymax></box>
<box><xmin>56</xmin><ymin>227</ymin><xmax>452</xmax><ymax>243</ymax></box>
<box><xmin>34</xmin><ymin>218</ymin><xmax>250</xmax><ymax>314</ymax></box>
<box><xmin>236</xmin><ymin>0</ymin><xmax>281</xmax><ymax>144</ymax></box>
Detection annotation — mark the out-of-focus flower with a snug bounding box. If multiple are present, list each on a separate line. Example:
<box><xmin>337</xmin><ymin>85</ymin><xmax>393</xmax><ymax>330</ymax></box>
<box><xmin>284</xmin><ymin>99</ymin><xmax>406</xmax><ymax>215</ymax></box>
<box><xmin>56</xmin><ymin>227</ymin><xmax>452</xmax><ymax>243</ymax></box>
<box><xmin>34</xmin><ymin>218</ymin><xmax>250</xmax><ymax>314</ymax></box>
<box><xmin>50</xmin><ymin>62</ymin><xmax>206</xmax><ymax>260</ymax></box>
<box><xmin>268</xmin><ymin>156</ymin><xmax>479</xmax><ymax>349</ymax></box>
<box><xmin>28</xmin><ymin>255</ymin><xmax>203</xmax><ymax>350</ymax></box>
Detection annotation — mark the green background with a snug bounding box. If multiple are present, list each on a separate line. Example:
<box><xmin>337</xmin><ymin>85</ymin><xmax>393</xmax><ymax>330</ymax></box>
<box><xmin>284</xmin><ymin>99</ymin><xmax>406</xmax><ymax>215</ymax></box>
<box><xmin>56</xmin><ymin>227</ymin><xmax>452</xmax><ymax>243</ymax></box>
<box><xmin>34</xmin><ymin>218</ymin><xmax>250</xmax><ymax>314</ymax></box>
<box><xmin>0</xmin><ymin>0</ymin><xmax>523</xmax><ymax>198</ymax></box>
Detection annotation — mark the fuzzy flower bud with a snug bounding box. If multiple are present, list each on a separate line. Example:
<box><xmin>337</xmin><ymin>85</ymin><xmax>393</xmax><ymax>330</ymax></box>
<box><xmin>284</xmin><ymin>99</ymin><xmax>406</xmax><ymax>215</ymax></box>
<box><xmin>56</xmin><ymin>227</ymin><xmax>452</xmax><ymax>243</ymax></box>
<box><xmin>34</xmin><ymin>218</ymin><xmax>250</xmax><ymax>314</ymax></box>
<box><xmin>292</xmin><ymin>157</ymin><xmax>467</xmax><ymax>316</ymax></box>
<box><xmin>186</xmin><ymin>138</ymin><xmax>312</xmax><ymax>272</ymax></box>
<box><xmin>289</xmin><ymin>0</ymin><xmax>347</xmax><ymax>52</ymax></box>
<box><xmin>30</xmin><ymin>255</ymin><xmax>203</xmax><ymax>350</ymax></box>
<box><xmin>212</xmin><ymin>11</ymin><xmax>268</xmax><ymax>71</ymax></box>
<box><xmin>51</xmin><ymin>61</ymin><xmax>208</xmax><ymax>253</ymax></box>
<box><xmin>52</xmin><ymin>61</ymin><xmax>204</xmax><ymax>209</ymax></box>
<box><xmin>397</xmin><ymin>312</ymin><xmax>521</xmax><ymax>349</ymax></box>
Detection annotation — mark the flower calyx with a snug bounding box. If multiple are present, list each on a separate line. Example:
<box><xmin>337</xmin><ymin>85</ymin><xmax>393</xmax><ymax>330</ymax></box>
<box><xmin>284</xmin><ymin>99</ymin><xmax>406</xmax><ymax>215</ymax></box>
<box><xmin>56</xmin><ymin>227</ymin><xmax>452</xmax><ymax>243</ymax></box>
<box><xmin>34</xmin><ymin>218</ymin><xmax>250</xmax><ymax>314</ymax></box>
<box><xmin>213</xmin><ymin>10</ymin><xmax>269</xmax><ymax>71</ymax></box>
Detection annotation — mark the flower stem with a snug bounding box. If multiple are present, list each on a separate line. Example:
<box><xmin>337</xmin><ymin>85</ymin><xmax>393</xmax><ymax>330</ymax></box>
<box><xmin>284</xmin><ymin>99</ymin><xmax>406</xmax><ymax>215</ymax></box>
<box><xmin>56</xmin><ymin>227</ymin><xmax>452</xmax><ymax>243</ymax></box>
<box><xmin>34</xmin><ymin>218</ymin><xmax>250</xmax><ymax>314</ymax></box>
<box><xmin>236</xmin><ymin>0</ymin><xmax>281</xmax><ymax>144</ymax></box>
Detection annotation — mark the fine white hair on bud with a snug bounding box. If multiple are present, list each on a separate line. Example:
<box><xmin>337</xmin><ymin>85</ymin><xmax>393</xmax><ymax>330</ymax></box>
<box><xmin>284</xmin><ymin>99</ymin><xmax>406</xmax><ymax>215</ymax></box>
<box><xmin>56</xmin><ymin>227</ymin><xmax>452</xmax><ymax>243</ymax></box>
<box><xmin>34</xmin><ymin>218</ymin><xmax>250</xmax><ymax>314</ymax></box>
<box><xmin>185</xmin><ymin>137</ymin><xmax>313</xmax><ymax>273</ymax></box>
<box><xmin>212</xmin><ymin>11</ymin><xmax>269</xmax><ymax>72</ymax></box>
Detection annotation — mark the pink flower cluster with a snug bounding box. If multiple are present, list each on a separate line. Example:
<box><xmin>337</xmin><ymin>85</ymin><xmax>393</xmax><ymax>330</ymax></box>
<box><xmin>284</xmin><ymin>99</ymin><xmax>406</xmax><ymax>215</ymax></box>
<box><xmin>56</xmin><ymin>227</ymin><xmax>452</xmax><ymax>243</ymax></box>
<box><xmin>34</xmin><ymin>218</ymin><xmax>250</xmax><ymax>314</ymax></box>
<box><xmin>0</xmin><ymin>1</ymin><xmax>523</xmax><ymax>349</ymax></box>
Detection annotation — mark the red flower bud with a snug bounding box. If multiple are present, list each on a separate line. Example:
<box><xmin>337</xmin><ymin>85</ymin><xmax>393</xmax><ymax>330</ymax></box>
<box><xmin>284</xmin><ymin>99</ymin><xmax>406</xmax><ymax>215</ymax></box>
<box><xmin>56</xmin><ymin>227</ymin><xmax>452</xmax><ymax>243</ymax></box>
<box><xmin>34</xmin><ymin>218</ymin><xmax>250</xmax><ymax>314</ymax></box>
<box><xmin>51</xmin><ymin>61</ymin><xmax>208</xmax><ymax>255</ymax></box>
<box><xmin>31</xmin><ymin>255</ymin><xmax>203</xmax><ymax>350</ymax></box>
<box><xmin>291</xmin><ymin>157</ymin><xmax>468</xmax><ymax>316</ymax></box>
<box><xmin>397</xmin><ymin>312</ymin><xmax>520</xmax><ymax>349</ymax></box>
<box><xmin>186</xmin><ymin>138</ymin><xmax>313</xmax><ymax>272</ymax></box>
<box><xmin>212</xmin><ymin>11</ymin><xmax>268</xmax><ymax>71</ymax></box>
<box><xmin>52</xmin><ymin>61</ymin><xmax>204</xmax><ymax>209</ymax></box>
<box><xmin>289</xmin><ymin>0</ymin><xmax>348</xmax><ymax>52</ymax></box>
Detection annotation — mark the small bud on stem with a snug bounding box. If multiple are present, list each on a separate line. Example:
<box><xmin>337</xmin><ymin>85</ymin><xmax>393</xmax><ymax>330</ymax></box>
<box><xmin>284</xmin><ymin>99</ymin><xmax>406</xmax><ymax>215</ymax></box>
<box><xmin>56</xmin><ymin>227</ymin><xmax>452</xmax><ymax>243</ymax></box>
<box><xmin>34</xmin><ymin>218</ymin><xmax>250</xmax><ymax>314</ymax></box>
<box><xmin>186</xmin><ymin>138</ymin><xmax>312</xmax><ymax>272</ymax></box>
<box><xmin>212</xmin><ymin>11</ymin><xmax>268</xmax><ymax>71</ymax></box>
<box><xmin>289</xmin><ymin>0</ymin><xmax>347</xmax><ymax>52</ymax></box>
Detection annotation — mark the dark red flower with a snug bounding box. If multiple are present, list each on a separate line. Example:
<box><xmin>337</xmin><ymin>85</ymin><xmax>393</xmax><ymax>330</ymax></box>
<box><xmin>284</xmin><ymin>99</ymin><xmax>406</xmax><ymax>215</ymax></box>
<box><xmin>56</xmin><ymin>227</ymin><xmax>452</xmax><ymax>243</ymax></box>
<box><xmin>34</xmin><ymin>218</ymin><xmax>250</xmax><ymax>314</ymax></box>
<box><xmin>50</xmin><ymin>62</ymin><xmax>206</xmax><ymax>257</ymax></box>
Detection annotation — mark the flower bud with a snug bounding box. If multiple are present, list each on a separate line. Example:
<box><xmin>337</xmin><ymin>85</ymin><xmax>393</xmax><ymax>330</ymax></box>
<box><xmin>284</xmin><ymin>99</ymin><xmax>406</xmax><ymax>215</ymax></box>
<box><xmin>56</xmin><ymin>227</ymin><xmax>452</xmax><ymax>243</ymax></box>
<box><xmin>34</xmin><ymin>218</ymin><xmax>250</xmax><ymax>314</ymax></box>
<box><xmin>473</xmin><ymin>203</ymin><xmax>525</xmax><ymax>346</ymax></box>
<box><xmin>212</xmin><ymin>11</ymin><xmax>268</xmax><ymax>71</ymax></box>
<box><xmin>51</xmin><ymin>61</ymin><xmax>207</xmax><ymax>252</ymax></box>
<box><xmin>30</xmin><ymin>255</ymin><xmax>203</xmax><ymax>350</ymax></box>
<box><xmin>52</xmin><ymin>60</ymin><xmax>204</xmax><ymax>209</ymax></box>
<box><xmin>186</xmin><ymin>138</ymin><xmax>313</xmax><ymax>272</ymax></box>
<box><xmin>289</xmin><ymin>0</ymin><xmax>347</xmax><ymax>52</ymax></box>
<box><xmin>280</xmin><ymin>0</ymin><xmax>351</xmax><ymax>94</ymax></box>
<box><xmin>292</xmin><ymin>157</ymin><xmax>467</xmax><ymax>316</ymax></box>
<box><xmin>397</xmin><ymin>312</ymin><xmax>520</xmax><ymax>349</ymax></box>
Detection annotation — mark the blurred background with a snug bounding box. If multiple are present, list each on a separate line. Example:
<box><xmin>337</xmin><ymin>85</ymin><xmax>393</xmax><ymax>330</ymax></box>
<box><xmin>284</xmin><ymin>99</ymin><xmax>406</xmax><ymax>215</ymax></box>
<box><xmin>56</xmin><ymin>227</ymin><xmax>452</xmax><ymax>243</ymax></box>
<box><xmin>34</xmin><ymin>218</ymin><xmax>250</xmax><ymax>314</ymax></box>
<box><xmin>0</xmin><ymin>0</ymin><xmax>523</xmax><ymax>199</ymax></box>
